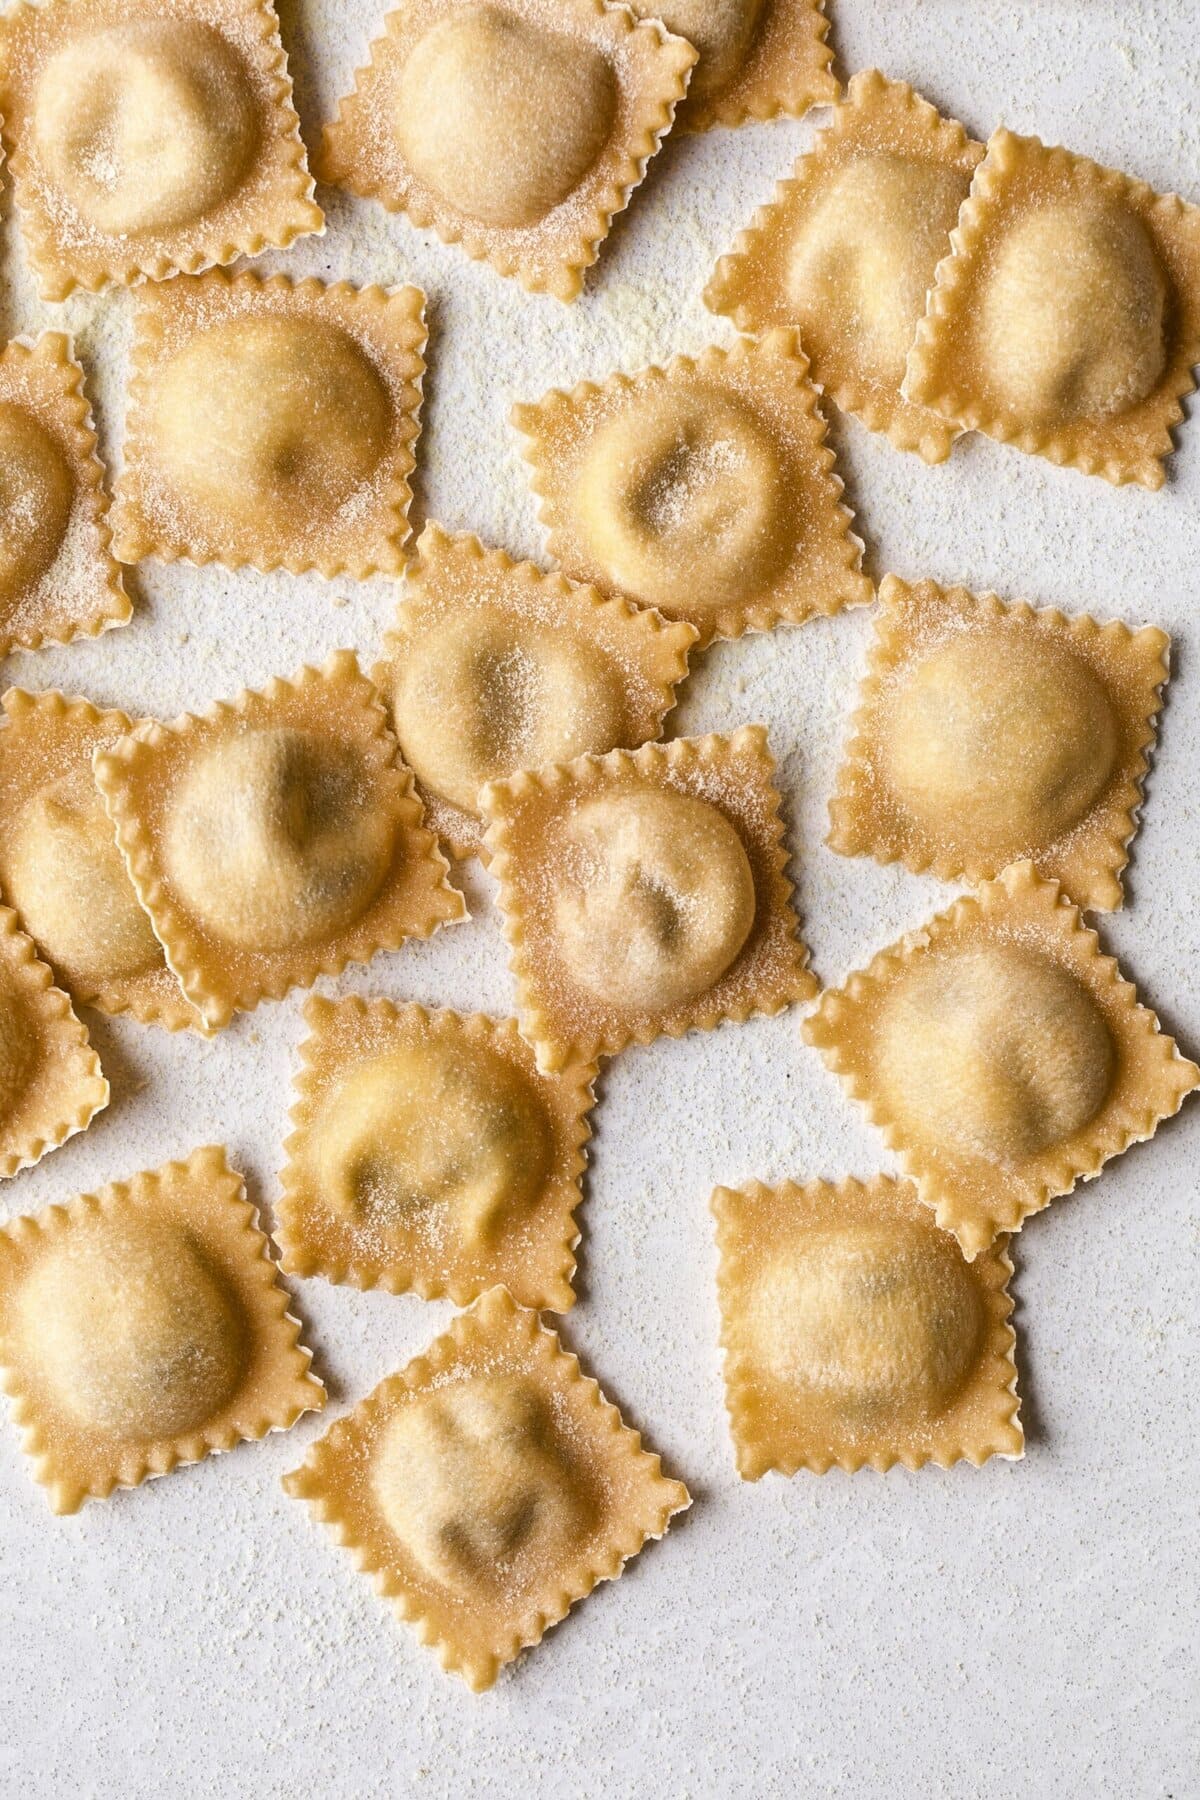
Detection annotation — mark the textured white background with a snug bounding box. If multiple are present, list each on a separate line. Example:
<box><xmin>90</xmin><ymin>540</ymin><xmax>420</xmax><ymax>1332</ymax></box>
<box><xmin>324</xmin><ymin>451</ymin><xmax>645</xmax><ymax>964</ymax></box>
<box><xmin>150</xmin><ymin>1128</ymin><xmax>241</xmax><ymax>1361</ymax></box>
<box><xmin>1</xmin><ymin>3</ymin><xmax>1199</xmax><ymax>1796</ymax></box>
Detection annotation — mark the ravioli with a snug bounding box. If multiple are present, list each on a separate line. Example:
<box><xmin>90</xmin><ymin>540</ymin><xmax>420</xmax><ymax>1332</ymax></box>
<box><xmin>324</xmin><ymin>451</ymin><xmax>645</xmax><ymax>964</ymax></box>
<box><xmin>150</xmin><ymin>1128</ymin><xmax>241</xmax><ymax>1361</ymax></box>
<box><xmin>479</xmin><ymin>728</ymin><xmax>816</xmax><ymax>1073</ymax></box>
<box><xmin>113</xmin><ymin>272</ymin><xmax>427</xmax><ymax>577</ymax></box>
<box><xmin>0</xmin><ymin>688</ymin><xmax>203</xmax><ymax>1028</ymax></box>
<box><xmin>705</xmin><ymin>71</ymin><xmax>983</xmax><ymax>460</ymax></box>
<box><xmin>318</xmin><ymin>0</ymin><xmax>696</xmax><ymax>300</ymax></box>
<box><xmin>92</xmin><ymin>651</ymin><xmax>465</xmax><ymax>1030</ymax></box>
<box><xmin>827</xmin><ymin>574</ymin><xmax>1169</xmax><ymax>909</ymax></box>
<box><xmin>905</xmin><ymin>128</ymin><xmax>1200</xmax><ymax>486</ymax></box>
<box><xmin>805</xmin><ymin>861</ymin><xmax>1200</xmax><ymax>1257</ymax></box>
<box><xmin>0</xmin><ymin>333</ymin><xmax>128</xmax><ymax>657</ymax></box>
<box><xmin>0</xmin><ymin>906</ymin><xmax>107</xmax><ymax>1181</ymax></box>
<box><xmin>0</xmin><ymin>1146</ymin><xmax>323</xmax><ymax>1512</ymax></box>
<box><xmin>712</xmin><ymin>1175</ymin><xmax>1023</xmax><ymax>1475</ymax></box>
<box><xmin>284</xmin><ymin>1286</ymin><xmax>689</xmax><ymax>1690</ymax></box>
<box><xmin>376</xmin><ymin>524</ymin><xmax>696</xmax><ymax>856</ymax></box>
<box><xmin>624</xmin><ymin>0</ymin><xmax>836</xmax><ymax>131</ymax></box>
<box><xmin>0</xmin><ymin>0</ymin><xmax>322</xmax><ymax>298</ymax></box>
<box><xmin>277</xmin><ymin>996</ymin><xmax>596</xmax><ymax>1310</ymax></box>
<box><xmin>513</xmin><ymin>332</ymin><xmax>871</xmax><ymax>645</ymax></box>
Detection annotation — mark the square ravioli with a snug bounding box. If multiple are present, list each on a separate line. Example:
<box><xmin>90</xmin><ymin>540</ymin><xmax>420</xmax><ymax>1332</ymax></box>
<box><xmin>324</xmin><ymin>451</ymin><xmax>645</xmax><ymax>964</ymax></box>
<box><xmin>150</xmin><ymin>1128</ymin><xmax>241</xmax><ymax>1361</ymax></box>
<box><xmin>805</xmin><ymin>861</ymin><xmax>1200</xmax><ymax>1258</ymax></box>
<box><xmin>113</xmin><ymin>272</ymin><xmax>427</xmax><ymax>577</ymax></box>
<box><xmin>0</xmin><ymin>332</ymin><xmax>128</xmax><ymax>657</ymax></box>
<box><xmin>626</xmin><ymin>0</ymin><xmax>836</xmax><ymax>134</ymax></box>
<box><xmin>0</xmin><ymin>688</ymin><xmax>205</xmax><ymax>1030</ymax></box>
<box><xmin>317</xmin><ymin>0</ymin><xmax>696</xmax><ymax>302</ymax></box>
<box><xmin>827</xmin><ymin>575</ymin><xmax>1169</xmax><ymax>911</ymax></box>
<box><xmin>0</xmin><ymin>0</ymin><xmax>322</xmax><ymax>300</ymax></box>
<box><xmin>0</xmin><ymin>1146</ymin><xmax>323</xmax><ymax>1513</ymax></box>
<box><xmin>705</xmin><ymin>70</ymin><xmax>983</xmax><ymax>461</ymax></box>
<box><xmin>904</xmin><ymin>128</ymin><xmax>1200</xmax><ymax>488</ymax></box>
<box><xmin>374</xmin><ymin>522</ymin><xmax>697</xmax><ymax>858</ymax></box>
<box><xmin>712</xmin><ymin>1175</ymin><xmax>1023</xmax><ymax>1476</ymax></box>
<box><xmin>276</xmin><ymin>996</ymin><xmax>597</xmax><ymax>1311</ymax></box>
<box><xmin>0</xmin><ymin>904</ymin><xmax>107</xmax><ymax>1181</ymax></box>
<box><xmin>480</xmin><ymin>727</ymin><xmax>817</xmax><ymax>1074</ymax></box>
<box><xmin>283</xmin><ymin>1286</ymin><xmax>689</xmax><ymax>1691</ymax></box>
<box><xmin>513</xmin><ymin>332</ymin><xmax>871</xmax><ymax>646</ymax></box>
<box><xmin>92</xmin><ymin>650</ymin><xmax>465</xmax><ymax>1030</ymax></box>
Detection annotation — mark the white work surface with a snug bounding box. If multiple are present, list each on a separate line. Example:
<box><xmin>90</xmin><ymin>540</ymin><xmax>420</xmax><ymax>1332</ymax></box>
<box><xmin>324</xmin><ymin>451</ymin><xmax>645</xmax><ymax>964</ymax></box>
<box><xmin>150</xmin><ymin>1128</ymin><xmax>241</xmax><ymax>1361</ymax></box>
<box><xmin>2</xmin><ymin>3</ymin><xmax>1199</xmax><ymax>1796</ymax></box>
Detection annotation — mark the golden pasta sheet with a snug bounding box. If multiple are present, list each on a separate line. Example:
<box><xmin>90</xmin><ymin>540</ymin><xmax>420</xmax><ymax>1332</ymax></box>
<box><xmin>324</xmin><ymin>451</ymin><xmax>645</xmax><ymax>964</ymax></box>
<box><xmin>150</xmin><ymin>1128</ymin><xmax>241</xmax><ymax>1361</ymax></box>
<box><xmin>93</xmin><ymin>650</ymin><xmax>465</xmax><ymax>1030</ymax></box>
<box><xmin>284</xmin><ymin>1285</ymin><xmax>689</xmax><ymax>1691</ymax></box>
<box><xmin>0</xmin><ymin>0</ymin><xmax>322</xmax><ymax>300</ymax></box>
<box><xmin>828</xmin><ymin>575</ymin><xmax>1169</xmax><ymax>911</ymax></box>
<box><xmin>627</xmin><ymin>0</ymin><xmax>836</xmax><ymax>134</ymax></box>
<box><xmin>0</xmin><ymin>1145</ymin><xmax>323</xmax><ymax>1513</ymax></box>
<box><xmin>905</xmin><ymin>128</ymin><xmax>1200</xmax><ymax>487</ymax></box>
<box><xmin>0</xmin><ymin>904</ymin><xmax>107</xmax><ymax>1181</ymax></box>
<box><xmin>712</xmin><ymin>1175</ymin><xmax>1023</xmax><ymax>1476</ymax></box>
<box><xmin>481</xmin><ymin>727</ymin><xmax>817</xmax><ymax>1074</ymax></box>
<box><xmin>113</xmin><ymin>272</ymin><xmax>427</xmax><ymax>578</ymax></box>
<box><xmin>0</xmin><ymin>688</ymin><xmax>205</xmax><ymax>1029</ymax></box>
<box><xmin>0</xmin><ymin>332</ymin><xmax>128</xmax><ymax>657</ymax></box>
<box><xmin>706</xmin><ymin>70</ymin><xmax>983</xmax><ymax>460</ymax></box>
<box><xmin>805</xmin><ymin>861</ymin><xmax>1200</xmax><ymax>1258</ymax></box>
<box><xmin>375</xmin><ymin>522</ymin><xmax>698</xmax><ymax>858</ymax></box>
<box><xmin>513</xmin><ymin>332</ymin><xmax>871</xmax><ymax>646</ymax></box>
<box><xmin>318</xmin><ymin>0</ymin><xmax>696</xmax><ymax>302</ymax></box>
<box><xmin>277</xmin><ymin>995</ymin><xmax>597</xmax><ymax>1311</ymax></box>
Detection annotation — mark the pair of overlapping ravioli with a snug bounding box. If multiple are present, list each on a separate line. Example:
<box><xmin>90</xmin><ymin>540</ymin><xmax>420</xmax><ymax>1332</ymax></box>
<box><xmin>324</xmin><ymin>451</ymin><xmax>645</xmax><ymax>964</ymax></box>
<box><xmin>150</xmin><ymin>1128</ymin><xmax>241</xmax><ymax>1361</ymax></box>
<box><xmin>707</xmin><ymin>70</ymin><xmax>1200</xmax><ymax>483</ymax></box>
<box><xmin>93</xmin><ymin>651</ymin><xmax>464</xmax><ymax>1030</ymax></box>
<box><xmin>114</xmin><ymin>271</ymin><xmax>427</xmax><ymax>577</ymax></box>
<box><xmin>285</xmin><ymin>1287</ymin><xmax>689</xmax><ymax>1690</ymax></box>
<box><xmin>375</xmin><ymin>523</ymin><xmax>697</xmax><ymax>856</ymax></box>
<box><xmin>713</xmin><ymin>1175</ymin><xmax>1023</xmax><ymax>1477</ymax></box>
<box><xmin>0</xmin><ymin>333</ymin><xmax>128</xmax><ymax>657</ymax></box>
<box><xmin>318</xmin><ymin>0</ymin><xmax>834</xmax><ymax>298</ymax></box>
<box><xmin>905</xmin><ymin>127</ymin><xmax>1200</xmax><ymax>486</ymax></box>
<box><xmin>481</xmin><ymin>727</ymin><xmax>816</xmax><ymax>1073</ymax></box>
<box><xmin>0</xmin><ymin>1147</ymin><xmax>323</xmax><ymax>1513</ymax></box>
<box><xmin>829</xmin><ymin>575</ymin><xmax>1169</xmax><ymax>911</ymax></box>
<box><xmin>0</xmin><ymin>906</ymin><xmax>107</xmax><ymax>1182</ymax></box>
<box><xmin>806</xmin><ymin>862</ymin><xmax>1199</xmax><ymax>1259</ymax></box>
<box><xmin>277</xmin><ymin>996</ymin><xmax>596</xmax><ymax>1311</ymax></box>
<box><xmin>706</xmin><ymin>70</ymin><xmax>983</xmax><ymax>460</ymax></box>
<box><xmin>514</xmin><ymin>332</ymin><xmax>871</xmax><ymax>645</ymax></box>
<box><xmin>0</xmin><ymin>0</ymin><xmax>322</xmax><ymax>298</ymax></box>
